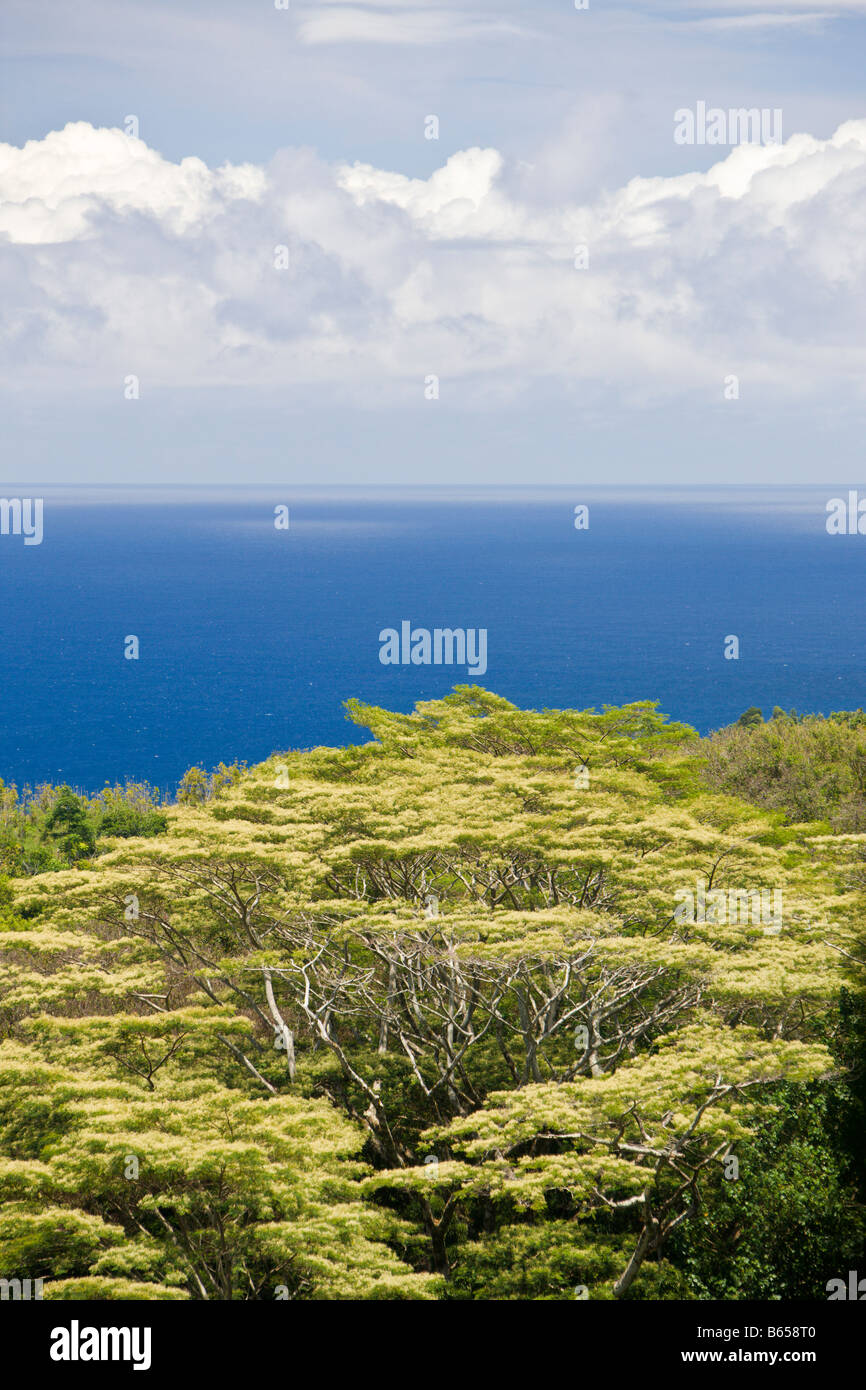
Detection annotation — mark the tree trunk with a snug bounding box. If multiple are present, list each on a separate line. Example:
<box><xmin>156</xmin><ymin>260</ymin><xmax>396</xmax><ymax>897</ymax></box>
<box><xmin>613</xmin><ymin>1205</ymin><xmax>659</xmax><ymax>1299</ymax></box>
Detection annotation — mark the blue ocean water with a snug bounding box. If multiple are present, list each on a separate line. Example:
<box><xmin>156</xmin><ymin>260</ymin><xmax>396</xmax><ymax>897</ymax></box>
<box><xmin>1</xmin><ymin>486</ymin><xmax>864</xmax><ymax>793</ymax></box>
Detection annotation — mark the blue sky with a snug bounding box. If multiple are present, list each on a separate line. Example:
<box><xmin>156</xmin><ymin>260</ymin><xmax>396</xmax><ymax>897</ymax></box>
<box><xmin>1</xmin><ymin>1</ymin><xmax>866</xmax><ymax>483</ymax></box>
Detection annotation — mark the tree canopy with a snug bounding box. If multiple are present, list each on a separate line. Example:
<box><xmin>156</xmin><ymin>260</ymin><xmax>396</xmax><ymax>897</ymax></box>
<box><xmin>0</xmin><ymin>688</ymin><xmax>863</xmax><ymax>1299</ymax></box>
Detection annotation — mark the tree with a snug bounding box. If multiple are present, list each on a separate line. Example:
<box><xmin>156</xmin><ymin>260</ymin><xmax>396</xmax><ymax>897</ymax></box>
<box><xmin>0</xmin><ymin>1044</ymin><xmax>438</xmax><ymax>1300</ymax></box>
<box><xmin>176</xmin><ymin>767</ymin><xmax>209</xmax><ymax>806</ymax></box>
<box><xmin>736</xmin><ymin>707</ymin><xmax>764</xmax><ymax>728</ymax></box>
<box><xmin>43</xmin><ymin>788</ymin><xmax>95</xmax><ymax>862</ymax></box>
<box><xmin>1</xmin><ymin>688</ymin><xmax>863</xmax><ymax>1299</ymax></box>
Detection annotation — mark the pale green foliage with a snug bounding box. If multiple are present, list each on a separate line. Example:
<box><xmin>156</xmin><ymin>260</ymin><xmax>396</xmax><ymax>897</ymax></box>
<box><xmin>0</xmin><ymin>688</ymin><xmax>861</xmax><ymax>1298</ymax></box>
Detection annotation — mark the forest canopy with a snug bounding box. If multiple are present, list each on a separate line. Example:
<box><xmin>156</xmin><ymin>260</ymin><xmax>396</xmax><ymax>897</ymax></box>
<box><xmin>0</xmin><ymin>688</ymin><xmax>863</xmax><ymax>1300</ymax></box>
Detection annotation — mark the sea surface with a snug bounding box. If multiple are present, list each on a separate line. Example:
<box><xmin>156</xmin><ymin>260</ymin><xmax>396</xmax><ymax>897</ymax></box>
<box><xmin>1</xmin><ymin>486</ymin><xmax>864</xmax><ymax>793</ymax></box>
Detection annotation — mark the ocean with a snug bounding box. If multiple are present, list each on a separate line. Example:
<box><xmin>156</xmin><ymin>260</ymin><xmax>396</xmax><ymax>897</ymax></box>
<box><xmin>1</xmin><ymin>486</ymin><xmax>864</xmax><ymax>793</ymax></box>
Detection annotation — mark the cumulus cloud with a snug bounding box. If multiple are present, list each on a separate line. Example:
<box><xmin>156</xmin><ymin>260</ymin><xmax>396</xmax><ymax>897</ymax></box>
<box><xmin>0</xmin><ymin>123</ymin><xmax>266</xmax><ymax>244</ymax></box>
<box><xmin>2</xmin><ymin>119</ymin><xmax>866</xmax><ymax>404</ymax></box>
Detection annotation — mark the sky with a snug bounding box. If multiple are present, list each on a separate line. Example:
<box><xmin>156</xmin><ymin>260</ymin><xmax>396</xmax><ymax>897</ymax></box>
<box><xmin>1</xmin><ymin>1</ymin><xmax>865</xmax><ymax>485</ymax></box>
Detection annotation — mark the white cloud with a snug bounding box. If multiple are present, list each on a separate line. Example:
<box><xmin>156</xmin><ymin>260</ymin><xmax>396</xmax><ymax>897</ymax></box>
<box><xmin>338</xmin><ymin>148</ymin><xmax>506</xmax><ymax>225</ymax></box>
<box><xmin>0</xmin><ymin>123</ymin><xmax>265</xmax><ymax>244</ymax></box>
<box><xmin>3</xmin><ymin>119</ymin><xmax>866</xmax><ymax>406</ymax></box>
<box><xmin>663</xmin><ymin>0</ymin><xmax>866</xmax><ymax>9</ymax></box>
<box><xmin>683</xmin><ymin>12</ymin><xmax>837</xmax><ymax>29</ymax></box>
<box><xmin>295</xmin><ymin>3</ymin><xmax>534</xmax><ymax>46</ymax></box>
